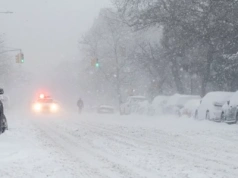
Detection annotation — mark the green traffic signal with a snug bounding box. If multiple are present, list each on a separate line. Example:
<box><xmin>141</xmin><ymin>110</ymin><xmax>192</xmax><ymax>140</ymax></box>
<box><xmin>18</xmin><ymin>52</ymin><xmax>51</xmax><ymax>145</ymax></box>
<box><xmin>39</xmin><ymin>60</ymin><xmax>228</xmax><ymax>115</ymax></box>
<box><xmin>95</xmin><ymin>62</ymin><xmax>99</xmax><ymax>68</ymax></box>
<box><xmin>20</xmin><ymin>53</ymin><xmax>24</xmax><ymax>63</ymax></box>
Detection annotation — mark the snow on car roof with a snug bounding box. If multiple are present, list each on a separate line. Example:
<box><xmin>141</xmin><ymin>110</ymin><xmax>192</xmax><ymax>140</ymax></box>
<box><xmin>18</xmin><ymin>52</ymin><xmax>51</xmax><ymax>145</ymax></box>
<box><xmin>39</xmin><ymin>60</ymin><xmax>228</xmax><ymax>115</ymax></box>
<box><xmin>166</xmin><ymin>94</ymin><xmax>201</xmax><ymax>106</ymax></box>
<box><xmin>206</xmin><ymin>91</ymin><xmax>233</xmax><ymax>96</ymax></box>
<box><xmin>153</xmin><ymin>95</ymin><xmax>168</xmax><ymax>102</ymax></box>
<box><xmin>199</xmin><ymin>92</ymin><xmax>234</xmax><ymax>110</ymax></box>
<box><xmin>129</xmin><ymin>96</ymin><xmax>146</xmax><ymax>99</ymax></box>
<box><xmin>204</xmin><ymin>92</ymin><xmax>234</xmax><ymax>102</ymax></box>
<box><xmin>99</xmin><ymin>105</ymin><xmax>114</xmax><ymax>109</ymax></box>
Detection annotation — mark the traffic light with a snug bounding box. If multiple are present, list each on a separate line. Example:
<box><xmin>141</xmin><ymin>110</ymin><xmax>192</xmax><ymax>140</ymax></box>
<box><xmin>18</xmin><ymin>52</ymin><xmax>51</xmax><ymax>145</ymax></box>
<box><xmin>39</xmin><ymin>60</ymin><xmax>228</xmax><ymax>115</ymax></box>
<box><xmin>91</xmin><ymin>58</ymin><xmax>96</xmax><ymax>66</ymax></box>
<box><xmin>15</xmin><ymin>54</ymin><xmax>20</xmax><ymax>63</ymax></box>
<box><xmin>15</xmin><ymin>52</ymin><xmax>24</xmax><ymax>63</ymax></box>
<box><xmin>95</xmin><ymin>58</ymin><xmax>99</xmax><ymax>68</ymax></box>
<box><xmin>20</xmin><ymin>53</ymin><xmax>24</xmax><ymax>63</ymax></box>
<box><xmin>91</xmin><ymin>58</ymin><xmax>99</xmax><ymax>68</ymax></box>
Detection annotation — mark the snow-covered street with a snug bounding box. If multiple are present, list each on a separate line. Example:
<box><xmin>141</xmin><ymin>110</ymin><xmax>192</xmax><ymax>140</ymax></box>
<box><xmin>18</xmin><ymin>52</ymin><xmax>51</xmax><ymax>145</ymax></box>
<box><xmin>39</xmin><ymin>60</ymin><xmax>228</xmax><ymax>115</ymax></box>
<box><xmin>1</xmin><ymin>111</ymin><xmax>238</xmax><ymax>178</ymax></box>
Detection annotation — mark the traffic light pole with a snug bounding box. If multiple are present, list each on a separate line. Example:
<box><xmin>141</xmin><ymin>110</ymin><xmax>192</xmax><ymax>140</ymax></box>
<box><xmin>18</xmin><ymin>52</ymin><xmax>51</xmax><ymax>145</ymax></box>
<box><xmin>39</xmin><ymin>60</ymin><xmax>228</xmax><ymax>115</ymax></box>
<box><xmin>0</xmin><ymin>48</ymin><xmax>24</xmax><ymax>63</ymax></box>
<box><xmin>0</xmin><ymin>49</ymin><xmax>21</xmax><ymax>55</ymax></box>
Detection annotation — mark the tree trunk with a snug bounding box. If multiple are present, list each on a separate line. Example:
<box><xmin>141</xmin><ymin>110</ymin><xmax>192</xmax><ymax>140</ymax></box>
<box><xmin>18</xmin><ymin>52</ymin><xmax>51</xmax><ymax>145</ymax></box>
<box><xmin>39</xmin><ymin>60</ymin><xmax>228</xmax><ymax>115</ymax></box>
<box><xmin>201</xmin><ymin>45</ymin><xmax>213</xmax><ymax>96</ymax></box>
<box><xmin>116</xmin><ymin>67</ymin><xmax>122</xmax><ymax>106</ymax></box>
<box><xmin>171</xmin><ymin>58</ymin><xmax>184</xmax><ymax>94</ymax></box>
<box><xmin>114</xmin><ymin>45</ymin><xmax>122</xmax><ymax>107</ymax></box>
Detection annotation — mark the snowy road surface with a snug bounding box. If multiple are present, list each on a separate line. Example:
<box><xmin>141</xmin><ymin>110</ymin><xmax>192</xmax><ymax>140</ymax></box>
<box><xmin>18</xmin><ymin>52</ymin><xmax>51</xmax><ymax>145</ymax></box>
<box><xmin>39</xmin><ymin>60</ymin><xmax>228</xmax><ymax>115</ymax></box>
<box><xmin>1</xmin><ymin>111</ymin><xmax>238</xmax><ymax>178</ymax></box>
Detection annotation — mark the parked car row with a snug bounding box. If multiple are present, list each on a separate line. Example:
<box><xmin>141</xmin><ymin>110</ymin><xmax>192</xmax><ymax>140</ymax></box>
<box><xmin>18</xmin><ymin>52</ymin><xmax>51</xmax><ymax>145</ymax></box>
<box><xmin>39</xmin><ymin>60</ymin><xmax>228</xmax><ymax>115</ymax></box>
<box><xmin>145</xmin><ymin>94</ymin><xmax>201</xmax><ymax>117</ymax></box>
<box><xmin>120</xmin><ymin>91</ymin><xmax>238</xmax><ymax>124</ymax></box>
<box><xmin>119</xmin><ymin>94</ymin><xmax>201</xmax><ymax>116</ymax></box>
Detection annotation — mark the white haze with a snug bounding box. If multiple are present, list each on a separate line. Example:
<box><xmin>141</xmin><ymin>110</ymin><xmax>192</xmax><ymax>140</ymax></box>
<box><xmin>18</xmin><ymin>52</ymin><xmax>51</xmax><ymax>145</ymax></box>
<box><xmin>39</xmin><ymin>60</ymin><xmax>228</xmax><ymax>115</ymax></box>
<box><xmin>0</xmin><ymin>0</ymin><xmax>110</xmax><ymax>108</ymax></box>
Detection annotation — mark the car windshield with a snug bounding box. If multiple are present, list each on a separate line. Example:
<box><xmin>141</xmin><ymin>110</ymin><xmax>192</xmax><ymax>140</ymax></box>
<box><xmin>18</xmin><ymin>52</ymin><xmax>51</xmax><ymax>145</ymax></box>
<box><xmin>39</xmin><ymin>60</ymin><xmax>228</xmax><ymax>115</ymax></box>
<box><xmin>37</xmin><ymin>99</ymin><xmax>53</xmax><ymax>103</ymax></box>
<box><xmin>214</xmin><ymin>104</ymin><xmax>223</xmax><ymax>110</ymax></box>
<box><xmin>2</xmin><ymin>1</ymin><xmax>238</xmax><ymax>178</ymax></box>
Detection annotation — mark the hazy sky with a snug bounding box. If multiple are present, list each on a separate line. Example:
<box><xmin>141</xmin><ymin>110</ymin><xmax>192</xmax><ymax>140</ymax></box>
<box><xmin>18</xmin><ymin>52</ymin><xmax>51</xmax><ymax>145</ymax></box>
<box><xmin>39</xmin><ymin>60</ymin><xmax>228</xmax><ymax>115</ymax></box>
<box><xmin>0</xmin><ymin>0</ymin><xmax>110</xmax><ymax>74</ymax></box>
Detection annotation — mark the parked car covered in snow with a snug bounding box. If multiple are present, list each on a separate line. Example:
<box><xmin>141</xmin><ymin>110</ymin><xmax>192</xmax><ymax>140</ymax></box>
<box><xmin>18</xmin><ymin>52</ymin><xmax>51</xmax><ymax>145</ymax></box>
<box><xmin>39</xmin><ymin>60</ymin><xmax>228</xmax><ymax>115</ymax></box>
<box><xmin>180</xmin><ymin>99</ymin><xmax>201</xmax><ymax>118</ymax></box>
<box><xmin>148</xmin><ymin>95</ymin><xmax>169</xmax><ymax>115</ymax></box>
<box><xmin>164</xmin><ymin>94</ymin><xmax>201</xmax><ymax>115</ymax></box>
<box><xmin>195</xmin><ymin>92</ymin><xmax>234</xmax><ymax>121</ymax></box>
<box><xmin>136</xmin><ymin>100</ymin><xmax>151</xmax><ymax>115</ymax></box>
<box><xmin>221</xmin><ymin>91</ymin><xmax>238</xmax><ymax>124</ymax></box>
<box><xmin>97</xmin><ymin>105</ymin><xmax>115</xmax><ymax>114</ymax></box>
<box><xmin>120</xmin><ymin>96</ymin><xmax>148</xmax><ymax>115</ymax></box>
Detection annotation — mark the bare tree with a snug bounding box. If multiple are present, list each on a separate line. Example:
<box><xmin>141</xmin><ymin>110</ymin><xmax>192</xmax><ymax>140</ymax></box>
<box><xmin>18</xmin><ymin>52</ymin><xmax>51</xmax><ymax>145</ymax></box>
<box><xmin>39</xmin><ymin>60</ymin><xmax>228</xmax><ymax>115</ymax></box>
<box><xmin>113</xmin><ymin>0</ymin><xmax>238</xmax><ymax>96</ymax></box>
<box><xmin>80</xmin><ymin>8</ymin><xmax>140</xmax><ymax>105</ymax></box>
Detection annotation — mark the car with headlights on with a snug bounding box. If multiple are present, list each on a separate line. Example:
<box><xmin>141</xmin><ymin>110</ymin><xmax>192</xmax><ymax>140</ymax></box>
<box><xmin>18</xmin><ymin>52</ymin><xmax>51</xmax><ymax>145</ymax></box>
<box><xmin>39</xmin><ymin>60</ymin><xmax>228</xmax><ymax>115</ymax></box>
<box><xmin>32</xmin><ymin>95</ymin><xmax>59</xmax><ymax>114</ymax></box>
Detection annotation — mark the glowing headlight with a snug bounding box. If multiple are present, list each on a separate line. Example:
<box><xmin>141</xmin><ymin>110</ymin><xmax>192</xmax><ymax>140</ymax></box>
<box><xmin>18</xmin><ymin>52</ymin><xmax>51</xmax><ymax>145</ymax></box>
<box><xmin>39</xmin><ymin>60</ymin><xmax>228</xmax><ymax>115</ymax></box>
<box><xmin>33</xmin><ymin>103</ymin><xmax>42</xmax><ymax>112</ymax></box>
<box><xmin>50</xmin><ymin>103</ymin><xmax>58</xmax><ymax>112</ymax></box>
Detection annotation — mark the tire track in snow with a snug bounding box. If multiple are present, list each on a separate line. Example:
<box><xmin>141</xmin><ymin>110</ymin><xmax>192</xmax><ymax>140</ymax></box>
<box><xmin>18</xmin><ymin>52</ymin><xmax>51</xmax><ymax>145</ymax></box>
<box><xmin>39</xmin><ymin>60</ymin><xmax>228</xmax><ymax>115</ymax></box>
<box><xmin>76</xmin><ymin>120</ymin><xmax>238</xmax><ymax>178</ymax></box>
<box><xmin>34</xmin><ymin>119</ymin><xmax>159</xmax><ymax>178</ymax></box>
<box><xmin>32</xmin><ymin>120</ymin><xmax>110</xmax><ymax>178</ymax></box>
<box><xmin>49</xmin><ymin>120</ymin><xmax>228</xmax><ymax>178</ymax></box>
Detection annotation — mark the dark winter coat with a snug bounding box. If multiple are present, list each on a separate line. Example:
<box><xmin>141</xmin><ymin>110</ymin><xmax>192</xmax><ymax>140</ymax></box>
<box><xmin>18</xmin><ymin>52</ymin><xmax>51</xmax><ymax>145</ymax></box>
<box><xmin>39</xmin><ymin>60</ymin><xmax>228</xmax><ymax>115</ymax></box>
<box><xmin>0</xmin><ymin>100</ymin><xmax>7</xmax><ymax>133</ymax></box>
<box><xmin>77</xmin><ymin>99</ymin><xmax>84</xmax><ymax>108</ymax></box>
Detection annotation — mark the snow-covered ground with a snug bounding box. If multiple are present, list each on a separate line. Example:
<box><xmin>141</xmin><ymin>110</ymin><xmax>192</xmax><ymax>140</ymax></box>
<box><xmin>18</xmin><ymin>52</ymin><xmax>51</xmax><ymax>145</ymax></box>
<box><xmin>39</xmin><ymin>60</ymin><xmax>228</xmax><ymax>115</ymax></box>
<box><xmin>1</xmin><ymin>111</ymin><xmax>238</xmax><ymax>178</ymax></box>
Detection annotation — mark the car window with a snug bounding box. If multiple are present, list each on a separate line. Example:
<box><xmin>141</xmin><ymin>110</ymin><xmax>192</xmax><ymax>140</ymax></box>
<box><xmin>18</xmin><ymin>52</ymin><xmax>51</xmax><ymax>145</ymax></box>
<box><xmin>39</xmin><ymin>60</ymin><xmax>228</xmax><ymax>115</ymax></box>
<box><xmin>37</xmin><ymin>99</ymin><xmax>53</xmax><ymax>103</ymax></box>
